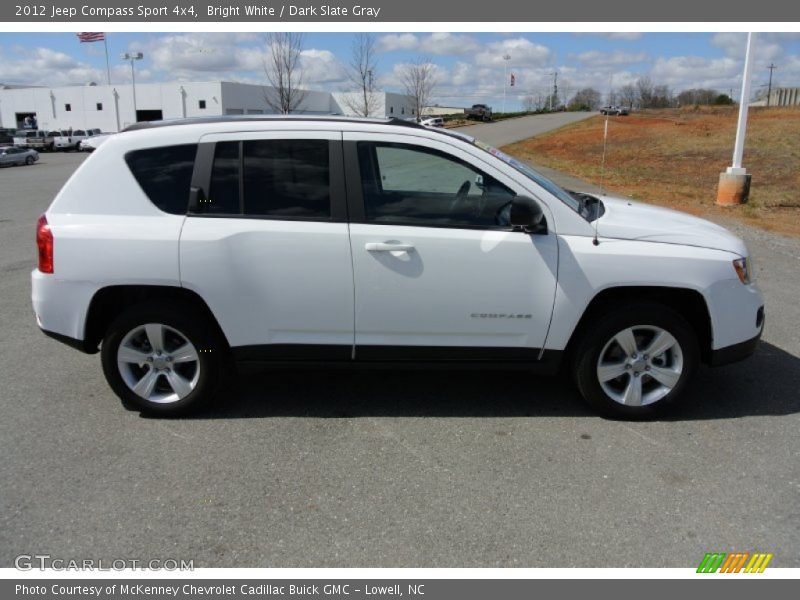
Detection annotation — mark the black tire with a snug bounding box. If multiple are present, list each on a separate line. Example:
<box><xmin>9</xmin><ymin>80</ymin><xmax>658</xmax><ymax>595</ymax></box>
<box><xmin>101</xmin><ymin>302</ymin><xmax>229</xmax><ymax>416</ymax></box>
<box><xmin>572</xmin><ymin>303</ymin><xmax>699</xmax><ymax>420</ymax></box>
<box><xmin>25</xmin><ymin>156</ymin><xmax>34</xmax><ymax>165</ymax></box>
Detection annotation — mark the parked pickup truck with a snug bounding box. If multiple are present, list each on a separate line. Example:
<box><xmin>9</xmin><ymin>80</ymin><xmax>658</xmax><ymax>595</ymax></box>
<box><xmin>465</xmin><ymin>104</ymin><xmax>493</xmax><ymax>121</ymax></box>
<box><xmin>600</xmin><ymin>106</ymin><xmax>629</xmax><ymax>116</ymax></box>
<box><xmin>12</xmin><ymin>130</ymin><xmax>59</xmax><ymax>151</ymax></box>
<box><xmin>54</xmin><ymin>129</ymin><xmax>97</xmax><ymax>151</ymax></box>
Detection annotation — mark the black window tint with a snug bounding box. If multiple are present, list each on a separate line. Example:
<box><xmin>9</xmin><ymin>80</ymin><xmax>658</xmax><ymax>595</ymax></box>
<box><xmin>243</xmin><ymin>139</ymin><xmax>330</xmax><ymax>219</ymax></box>
<box><xmin>357</xmin><ymin>142</ymin><xmax>516</xmax><ymax>228</ymax></box>
<box><xmin>125</xmin><ymin>144</ymin><xmax>198</xmax><ymax>215</ymax></box>
<box><xmin>208</xmin><ymin>142</ymin><xmax>240</xmax><ymax>214</ymax></box>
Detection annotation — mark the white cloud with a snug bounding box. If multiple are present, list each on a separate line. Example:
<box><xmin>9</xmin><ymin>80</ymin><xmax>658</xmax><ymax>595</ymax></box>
<box><xmin>377</xmin><ymin>33</ymin><xmax>419</xmax><ymax>53</ymax></box>
<box><xmin>574</xmin><ymin>50</ymin><xmax>650</xmax><ymax>67</ymax></box>
<box><xmin>0</xmin><ymin>47</ymin><xmax>107</xmax><ymax>86</ymax></box>
<box><xmin>650</xmin><ymin>55</ymin><xmax>743</xmax><ymax>89</ymax></box>
<box><xmin>577</xmin><ymin>33</ymin><xmax>643</xmax><ymax>41</ymax></box>
<box><xmin>711</xmin><ymin>32</ymin><xmax>784</xmax><ymax>63</ymax></box>
<box><xmin>299</xmin><ymin>49</ymin><xmax>348</xmax><ymax>87</ymax></box>
<box><xmin>475</xmin><ymin>38</ymin><xmax>551</xmax><ymax>68</ymax></box>
<box><xmin>378</xmin><ymin>33</ymin><xmax>481</xmax><ymax>56</ymax></box>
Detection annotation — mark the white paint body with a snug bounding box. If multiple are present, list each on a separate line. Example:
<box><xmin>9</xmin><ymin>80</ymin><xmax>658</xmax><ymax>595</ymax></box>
<box><xmin>32</xmin><ymin>117</ymin><xmax>763</xmax><ymax>363</ymax></box>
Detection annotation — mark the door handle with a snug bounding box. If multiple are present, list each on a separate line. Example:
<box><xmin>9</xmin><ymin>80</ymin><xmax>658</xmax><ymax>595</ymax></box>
<box><xmin>365</xmin><ymin>242</ymin><xmax>415</xmax><ymax>252</ymax></box>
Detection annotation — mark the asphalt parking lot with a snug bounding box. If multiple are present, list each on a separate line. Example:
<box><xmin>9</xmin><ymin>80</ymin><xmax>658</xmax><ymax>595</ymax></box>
<box><xmin>1</xmin><ymin>147</ymin><xmax>799</xmax><ymax>568</ymax></box>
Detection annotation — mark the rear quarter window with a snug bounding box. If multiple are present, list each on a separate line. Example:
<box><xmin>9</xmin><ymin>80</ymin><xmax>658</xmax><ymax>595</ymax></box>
<box><xmin>125</xmin><ymin>144</ymin><xmax>198</xmax><ymax>215</ymax></box>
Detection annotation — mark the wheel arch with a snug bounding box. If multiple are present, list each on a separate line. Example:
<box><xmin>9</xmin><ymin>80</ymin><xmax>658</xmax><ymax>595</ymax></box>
<box><xmin>84</xmin><ymin>285</ymin><xmax>229</xmax><ymax>353</ymax></box>
<box><xmin>563</xmin><ymin>286</ymin><xmax>713</xmax><ymax>366</ymax></box>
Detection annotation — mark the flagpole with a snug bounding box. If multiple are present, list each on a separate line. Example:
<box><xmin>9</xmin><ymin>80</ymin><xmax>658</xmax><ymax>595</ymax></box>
<box><xmin>103</xmin><ymin>35</ymin><xmax>111</xmax><ymax>85</ymax></box>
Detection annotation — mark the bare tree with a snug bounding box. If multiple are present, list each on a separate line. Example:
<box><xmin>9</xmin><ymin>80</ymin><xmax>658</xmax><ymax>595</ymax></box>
<box><xmin>263</xmin><ymin>32</ymin><xmax>307</xmax><ymax>114</ymax></box>
<box><xmin>619</xmin><ymin>84</ymin><xmax>637</xmax><ymax>110</ymax></box>
<box><xmin>398</xmin><ymin>57</ymin><xmax>438</xmax><ymax>122</ymax></box>
<box><xmin>341</xmin><ymin>33</ymin><xmax>381</xmax><ymax>118</ymax></box>
<box><xmin>522</xmin><ymin>95</ymin><xmax>537</xmax><ymax>112</ymax></box>
<box><xmin>636</xmin><ymin>76</ymin><xmax>654</xmax><ymax>109</ymax></box>
<box><xmin>676</xmin><ymin>88</ymin><xmax>717</xmax><ymax>107</ymax></box>
<box><xmin>652</xmin><ymin>84</ymin><xmax>673</xmax><ymax>108</ymax></box>
<box><xmin>568</xmin><ymin>87</ymin><xmax>601</xmax><ymax>110</ymax></box>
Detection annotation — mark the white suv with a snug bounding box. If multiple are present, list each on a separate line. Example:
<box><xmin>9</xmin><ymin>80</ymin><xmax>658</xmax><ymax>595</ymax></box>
<box><xmin>31</xmin><ymin>116</ymin><xmax>764</xmax><ymax>418</ymax></box>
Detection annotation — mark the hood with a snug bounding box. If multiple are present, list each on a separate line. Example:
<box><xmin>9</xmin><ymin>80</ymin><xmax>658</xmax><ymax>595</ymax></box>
<box><xmin>593</xmin><ymin>195</ymin><xmax>748</xmax><ymax>256</ymax></box>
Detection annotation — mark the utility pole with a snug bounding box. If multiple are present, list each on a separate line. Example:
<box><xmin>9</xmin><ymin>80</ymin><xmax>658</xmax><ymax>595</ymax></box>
<box><xmin>502</xmin><ymin>54</ymin><xmax>511</xmax><ymax>115</ymax></box>
<box><xmin>553</xmin><ymin>71</ymin><xmax>558</xmax><ymax>109</ymax></box>
<box><xmin>766</xmin><ymin>63</ymin><xmax>777</xmax><ymax>107</ymax></box>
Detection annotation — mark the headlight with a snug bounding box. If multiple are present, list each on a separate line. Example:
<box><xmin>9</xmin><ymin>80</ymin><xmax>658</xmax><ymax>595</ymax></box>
<box><xmin>733</xmin><ymin>257</ymin><xmax>752</xmax><ymax>284</ymax></box>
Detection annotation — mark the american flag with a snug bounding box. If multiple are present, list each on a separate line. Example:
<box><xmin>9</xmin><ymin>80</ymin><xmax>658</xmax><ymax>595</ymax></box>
<box><xmin>77</xmin><ymin>32</ymin><xmax>105</xmax><ymax>43</ymax></box>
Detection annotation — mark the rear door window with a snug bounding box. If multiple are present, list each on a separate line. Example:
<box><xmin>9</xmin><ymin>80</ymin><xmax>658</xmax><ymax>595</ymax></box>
<box><xmin>125</xmin><ymin>144</ymin><xmax>198</xmax><ymax>215</ymax></box>
<box><xmin>243</xmin><ymin>139</ymin><xmax>330</xmax><ymax>219</ymax></box>
<box><xmin>199</xmin><ymin>139</ymin><xmax>332</xmax><ymax>220</ymax></box>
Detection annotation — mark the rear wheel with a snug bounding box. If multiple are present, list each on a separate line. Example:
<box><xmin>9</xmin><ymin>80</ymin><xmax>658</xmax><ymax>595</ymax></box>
<box><xmin>101</xmin><ymin>303</ymin><xmax>228</xmax><ymax>415</ymax></box>
<box><xmin>572</xmin><ymin>303</ymin><xmax>699</xmax><ymax>419</ymax></box>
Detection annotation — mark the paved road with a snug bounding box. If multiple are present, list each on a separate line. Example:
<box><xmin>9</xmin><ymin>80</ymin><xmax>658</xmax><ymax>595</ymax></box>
<box><xmin>1</xmin><ymin>152</ymin><xmax>798</xmax><ymax>568</ymax></box>
<box><xmin>457</xmin><ymin>111</ymin><xmax>595</xmax><ymax>147</ymax></box>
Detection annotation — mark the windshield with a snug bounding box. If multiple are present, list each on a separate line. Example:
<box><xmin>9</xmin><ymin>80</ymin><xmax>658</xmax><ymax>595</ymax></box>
<box><xmin>472</xmin><ymin>139</ymin><xmax>581</xmax><ymax>212</ymax></box>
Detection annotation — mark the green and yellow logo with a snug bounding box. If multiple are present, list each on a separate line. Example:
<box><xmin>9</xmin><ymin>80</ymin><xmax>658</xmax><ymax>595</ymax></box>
<box><xmin>697</xmin><ymin>552</ymin><xmax>773</xmax><ymax>573</ymax></box>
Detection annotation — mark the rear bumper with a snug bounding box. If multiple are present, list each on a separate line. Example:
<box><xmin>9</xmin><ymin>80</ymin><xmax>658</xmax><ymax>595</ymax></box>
<box><xmin>40</xmin><ymin>327</ymin><xmax>95</xmax><ymax>354</ymax></box>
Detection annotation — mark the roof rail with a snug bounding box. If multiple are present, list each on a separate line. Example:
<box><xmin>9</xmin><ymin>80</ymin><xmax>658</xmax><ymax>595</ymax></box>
<box><xmin>121</xmin><ymin>114</ymin><xmax>429</xmax><ymax>133</ymax></box>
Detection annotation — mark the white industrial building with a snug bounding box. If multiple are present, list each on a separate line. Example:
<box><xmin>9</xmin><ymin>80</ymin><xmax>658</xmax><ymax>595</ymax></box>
<box><xmin>0</xmin><ymin>81</ymin><xmax>416</xmax><ymax>132</ymax></box>
<box><xmin>750</xmin><ymin>87</ymin><xmax>800</xmax><ymax>107</ymax></box>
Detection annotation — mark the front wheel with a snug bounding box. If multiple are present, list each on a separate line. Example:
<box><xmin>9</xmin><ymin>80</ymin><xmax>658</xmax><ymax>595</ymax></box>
<box><xmin>25</xmin><ymin>156</ymin><xmax>34</xmax><ymax>165</ymax></box>
<box><xmin>572</xmin><ymin>304</ymin><xmax>699</xmax><ymax>419</ymax></box>
<box><xmin>101</xmin><ymin>303</ymin><xmax>228</xmax><ymax>415</ymax></box>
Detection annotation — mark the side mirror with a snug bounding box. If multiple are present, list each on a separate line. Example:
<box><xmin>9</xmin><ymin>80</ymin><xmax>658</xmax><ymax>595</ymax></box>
<box><xmin>510</xmin><ymin>195</ymin><xmax>546</xmax><ymax>234</ymax></box>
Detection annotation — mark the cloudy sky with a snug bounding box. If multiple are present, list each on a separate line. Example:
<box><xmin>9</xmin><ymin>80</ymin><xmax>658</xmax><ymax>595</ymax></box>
<box><xmin>1</xmin><ymin>32</ymin><xmax>799</xmax><ymax>109</ymax></box>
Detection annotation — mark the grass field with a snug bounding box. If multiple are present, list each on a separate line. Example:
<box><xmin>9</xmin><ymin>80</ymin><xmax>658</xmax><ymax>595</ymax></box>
<box><xmin>502</xmin><ymin>106</ymin><xmax>800</xmax><ymax>236</ymax></box>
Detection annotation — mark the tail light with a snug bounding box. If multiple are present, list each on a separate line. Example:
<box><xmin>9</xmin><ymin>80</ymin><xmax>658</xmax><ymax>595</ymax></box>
<box><xmin>36</xmin><ymin>214</ymin><xmax>53</xmax><ymax>273</ymax></box>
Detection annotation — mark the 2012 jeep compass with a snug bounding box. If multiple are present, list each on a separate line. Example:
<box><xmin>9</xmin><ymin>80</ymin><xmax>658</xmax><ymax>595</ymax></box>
<box><xmin>31</xmin><ymin>116</ymin><xmax>764</xmax><ymax>418</ymax></box>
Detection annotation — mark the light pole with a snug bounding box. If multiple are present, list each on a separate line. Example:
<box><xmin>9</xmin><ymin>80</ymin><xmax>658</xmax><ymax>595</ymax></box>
<box><xmin>502</xmin><ymin>53</ymin><xmax>511</xmax><ymax>115</ymax></box>
<box><xmin>717</xmin><ymin>32</ymin><xmax>756</xmax><ymax>206</ymax></box>
<box><xmin>121</xmin><ymin>52</ymin><xmax>144</xmax><ymax>122</ymax></box>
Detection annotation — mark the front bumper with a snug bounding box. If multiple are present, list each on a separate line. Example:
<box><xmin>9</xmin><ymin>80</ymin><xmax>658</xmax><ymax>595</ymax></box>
<box><xmin>709</xmin><ymin>306</ymin><xmax>764</xmax><ymax>366</ymax></box>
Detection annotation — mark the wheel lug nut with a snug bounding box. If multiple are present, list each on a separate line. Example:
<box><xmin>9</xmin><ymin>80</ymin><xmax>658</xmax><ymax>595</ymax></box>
<box><xmin>634</xmin><ymin>372</ymin><xmax>640</xmax><ymax>377</ymax></box>
<box><xmin>645</xmin><ymin>366</ymin><xmax>650</xmax><ymax>371</ymax></box>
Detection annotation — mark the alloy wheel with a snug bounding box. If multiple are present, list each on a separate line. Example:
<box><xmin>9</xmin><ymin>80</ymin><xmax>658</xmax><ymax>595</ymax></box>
<box><xmin>596</xmin><ymin>325</ymin><xmax>684</xmax><ymax>406</ymax></box>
